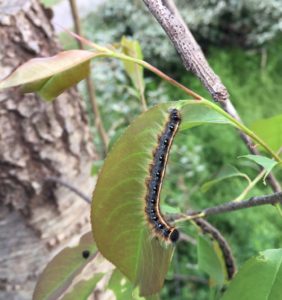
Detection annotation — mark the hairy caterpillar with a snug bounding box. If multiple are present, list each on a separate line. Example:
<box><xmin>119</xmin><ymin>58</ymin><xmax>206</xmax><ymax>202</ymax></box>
<box><xmin>145</xmin><ymin>108</ymin><xmax>181</xmax><ymax>242</ymax></box>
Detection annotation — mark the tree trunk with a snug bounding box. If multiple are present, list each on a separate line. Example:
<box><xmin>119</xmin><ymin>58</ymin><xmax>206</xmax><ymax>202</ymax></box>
<box><xmin>0</xmin><ymin>1</ymin><xmax>96</xmax><ymax>299</ymax></box>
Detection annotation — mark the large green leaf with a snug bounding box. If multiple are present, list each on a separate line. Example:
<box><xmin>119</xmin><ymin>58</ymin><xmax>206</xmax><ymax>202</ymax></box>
<box><xmin>0</xmin><ymin>50</ymin><xmax>97</xmax><ymax>100</ymax></box>
<box><xmin>91</xmin><ymin>100</ymin><xmax>235</xmax><ymax>296</ymax></box>
<box><xmin>251</xmin><ymin>114</ymin><xmax>282</xmax><ymax>153</ymax></box>
<box><xmin>221</xmin><ymin>249</ymin><xmax>282</xmax><ymax>300</ymax></box>
<box><xmin>32</xmin><ymin>232</ymin><xmax>108</xmax><ymax>300</ymax></box>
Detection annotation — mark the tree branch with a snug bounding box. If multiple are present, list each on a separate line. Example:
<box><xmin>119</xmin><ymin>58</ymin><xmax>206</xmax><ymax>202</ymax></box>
<box><xmin>186</xmin><ymin>192</ymin><xmax>282</xmax><ymax>218</ymax></box>
<box><xmin>142</xmin><ymin>0</ymin><xmax>228</xmax><ymax>102</ymax></box>
<box><xmin>142</xmin><ymin>0</ymin><xmax>281</xmax><ymax>193</ymax></box>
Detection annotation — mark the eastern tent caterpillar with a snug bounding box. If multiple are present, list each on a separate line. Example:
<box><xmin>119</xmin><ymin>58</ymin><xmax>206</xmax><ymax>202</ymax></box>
<box><xmin>145</xmin><ymin>108</ymin><xmax>181</xmax><ymax>243</ymax></box>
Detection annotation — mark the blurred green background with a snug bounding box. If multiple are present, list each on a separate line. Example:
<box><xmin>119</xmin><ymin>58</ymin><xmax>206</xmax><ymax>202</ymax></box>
<box><xmin>44</xmin><ymin>0</ymin><xmax>282</xmax><ymax>298</ymax></box>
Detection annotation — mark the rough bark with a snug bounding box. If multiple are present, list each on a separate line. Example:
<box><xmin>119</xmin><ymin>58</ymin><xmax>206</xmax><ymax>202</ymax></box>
<box><xmin>0</xmin><ymin>0</ymin><xmax>96</xmax><ymax>299</ymax></box>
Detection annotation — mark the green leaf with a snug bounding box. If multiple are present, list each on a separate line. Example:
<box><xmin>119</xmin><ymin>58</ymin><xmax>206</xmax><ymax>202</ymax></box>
<box><xmin>239</xmin><ymin>154</ymin><xmax>280</xmax><ymax>184</ymax></box>
<box><xmin>32</xmin><ymin>232</ymin><xmax>105</xmax><ymax>300</ymax></box>
<box><xmin>201</xmin><ymin>165</ymin><xmax>250</xmax><ymax>193</ymax></box>
<box><xmin>221</xmin><ymin>249</ymin><xmax>282</xmax><ymax>300</ymax></box>
<box><xmin>91</xmin><ymin>100</ymin><xmax>235</xmax><ymax>296</ymax></box>
<box><xmin>107</xmin><ymin>269</ymin><xmax>137</xmax><ymax>300</ymax></box>
<box><xmin>0</xmin><ymin>50</ymin><xmax>97</xmax><ymax>100</ymax></box>
<box><xmin>107</xmin><ymin>269</ymin><xmax>159</xmax><ymax>300</ymax></box>
<box><xmin>251</xmin><ymin>114</ymin><xmax>282</xmax><ymax>153</ymax></box>
<box><xmin>121</xmin><ymin>36</ymin><xmax>144</xmax><ymax>94</ymax></box>
<box><xmin>108</xmin><ymin>271</ymin><xmax>160</xmax><ymax>300</ymax></box>
<box><xmin>197</xmin><ymin>235</ymin><xmax>227</xmax><ymax>287</ymax></box>
<box><xmin>60</xmin><ymin>275</ymin><xmax>103</xmax><ymax>300</ymax></box>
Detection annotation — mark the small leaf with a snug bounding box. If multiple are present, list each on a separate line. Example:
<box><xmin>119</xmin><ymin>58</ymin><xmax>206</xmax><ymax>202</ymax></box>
<box><xmin>0</xmin><ymin>50</ymin><xmax>97</xmax><ymax>100</ymax></box>
<box><xmin>201</xmin><ymin>165</ymin><xmax>250</xmax><ymax>193</ymax></box>
<box><xmin>33</xmin><ymin>232</ymin><xmax>101</xmax><ymax>300</ymax></box>
<box><xmin>239</xmin><ymin>154</ymin><xmax>280</xmax><ymax>184</ymax></box>
<box><xmin>121</xmin><ymin>36</ymin><xmax>144</xmax><ymax>94</ymax></box>
<box><xmin>221</xmin><ymin>249</ymin><xmax>282</xmax><ymax>300</ymax></box>
<box><xmin>120</xmin><ymin>36</ymin><xmax>145</xmax><ymax>109</ymax></box>
<box><xmin>197</xmin><ymin>235</ymin><xmax>227</xmax><ymax>287</ymax></box>
<box><xmin>251</xmin><ymin>114</ymin><xmax>282</xmax><ymax>153</ymax></box>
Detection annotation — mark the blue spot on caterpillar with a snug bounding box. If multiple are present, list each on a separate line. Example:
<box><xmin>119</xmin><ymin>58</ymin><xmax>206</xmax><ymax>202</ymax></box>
<box><xmin>145</xmin><ymin>108</ymin><xmax>181</xmax><ymax>243</ymax></box>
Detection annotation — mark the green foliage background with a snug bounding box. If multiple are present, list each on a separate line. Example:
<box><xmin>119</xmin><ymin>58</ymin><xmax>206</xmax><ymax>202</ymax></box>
<box><xmin>57</xmin><ymin>1</ymin><xmax>282</xmax><ymax>299</ymax></box>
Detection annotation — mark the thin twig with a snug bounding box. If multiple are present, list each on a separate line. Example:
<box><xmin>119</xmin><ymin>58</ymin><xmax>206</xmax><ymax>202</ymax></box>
<box><xmin>142</xmin><ymin>0</ymin><xmax>281</xmax><ymax>193</ymax></box>
<box><xmin>193</xmin><ymin>219</ymin><xmax>236</xmax><ymax>280</ymax></box>
<box><xmin>69</xmin><ymin>0</ymin><xmax>109</xmax><ymax>156</ymax></box>
<box><xmin>85</xmin><ymin>76</ymin><xmax>109</xmax><ymax>155</ymax></box>
<box><xmin>45</xmin><ymin>176</ymin><xmax>91</xmax><ymax>204</ymax></box>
